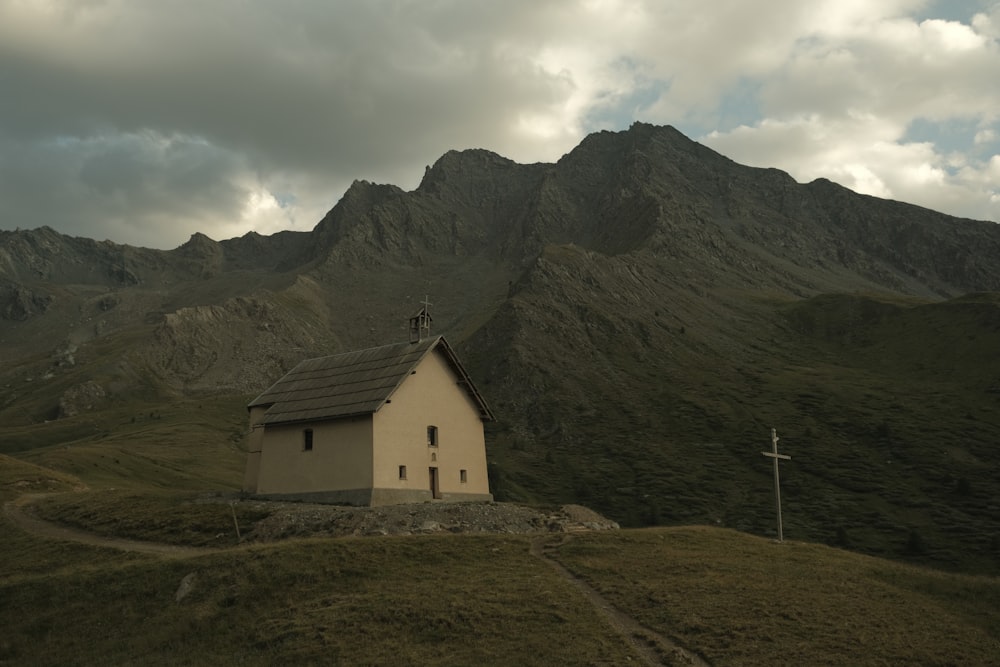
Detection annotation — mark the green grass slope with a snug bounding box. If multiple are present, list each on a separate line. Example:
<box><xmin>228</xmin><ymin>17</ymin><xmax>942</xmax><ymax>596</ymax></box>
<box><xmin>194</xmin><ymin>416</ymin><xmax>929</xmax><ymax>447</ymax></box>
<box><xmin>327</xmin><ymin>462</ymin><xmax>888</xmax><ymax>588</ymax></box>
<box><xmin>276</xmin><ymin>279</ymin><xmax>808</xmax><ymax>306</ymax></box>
<box><xmin>1</xmin><ymin>513</ymin><xmax>997</xmax><ymax>666</ymax></box>
<box><xmin>1</xmin><ymin>532</ymin><xmax>646</xmax><ymax>666</ymax></box>
<box><xmin>556</xmin><ymin>527</ymin><xmax>1000</xmax><ymax>666</ymax></box>
<box><xmin>470</xmin><ymin>252</ymin><xmax>1000</xmax><ymax>576</ymax></box>
<box><xmin>0</xmin><ymin>455</ymin><xmax>151</xmax><ymax>582</ymax></box>
<box><xmin>1</xmin><ymin>394</ymin><xmax>248</xmax><ymax>491</ymax></box>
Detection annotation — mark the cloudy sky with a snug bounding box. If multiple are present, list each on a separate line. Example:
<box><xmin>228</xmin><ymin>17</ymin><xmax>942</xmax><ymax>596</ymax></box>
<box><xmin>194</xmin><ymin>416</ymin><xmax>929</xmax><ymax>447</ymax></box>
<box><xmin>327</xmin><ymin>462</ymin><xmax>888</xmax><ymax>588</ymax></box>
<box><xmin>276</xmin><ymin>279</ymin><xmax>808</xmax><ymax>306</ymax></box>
<box><xmin>1</xmin><ymin>0</ymin><xmax>998</xmax><ymax>249</ymax></box>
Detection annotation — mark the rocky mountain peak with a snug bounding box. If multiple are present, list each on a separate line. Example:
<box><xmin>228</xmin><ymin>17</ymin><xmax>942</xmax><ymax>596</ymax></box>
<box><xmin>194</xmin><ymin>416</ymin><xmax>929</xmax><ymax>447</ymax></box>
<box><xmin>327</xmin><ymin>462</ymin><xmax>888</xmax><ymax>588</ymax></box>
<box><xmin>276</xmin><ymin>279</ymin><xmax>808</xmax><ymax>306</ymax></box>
<box><xmin>311</xmin><ymin>179</ymin><xmax>407</xmax><ymax>252</ymax></box>
<box><xmin>175</xmin><ymin>232</ymin><xmax>221</xmax><ymax>256</ymax></box>
<box><xmin>418</xmin><ymin>148</ymin><xmax>519</xmax><ymax>188</ymax></box>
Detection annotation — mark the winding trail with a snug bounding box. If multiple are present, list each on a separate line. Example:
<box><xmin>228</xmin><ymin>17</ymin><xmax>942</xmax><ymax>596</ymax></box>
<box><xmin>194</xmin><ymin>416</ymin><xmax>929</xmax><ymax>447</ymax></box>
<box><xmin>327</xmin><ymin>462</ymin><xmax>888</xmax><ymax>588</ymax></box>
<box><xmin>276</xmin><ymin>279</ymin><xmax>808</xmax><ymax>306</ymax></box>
<box><xmin>530</xmin><ymin>535</ymin><xmax>710</xmax><ymax>667</ymax></box>
<box><xmin>7</xmin><ymin>493</ymin><xmax>708</xmax><ymax>664</ymax></box>
<box><xmin>3</xmin><ymin>494</ymin><xmax>220</xmax><ymax>559</ymax></box>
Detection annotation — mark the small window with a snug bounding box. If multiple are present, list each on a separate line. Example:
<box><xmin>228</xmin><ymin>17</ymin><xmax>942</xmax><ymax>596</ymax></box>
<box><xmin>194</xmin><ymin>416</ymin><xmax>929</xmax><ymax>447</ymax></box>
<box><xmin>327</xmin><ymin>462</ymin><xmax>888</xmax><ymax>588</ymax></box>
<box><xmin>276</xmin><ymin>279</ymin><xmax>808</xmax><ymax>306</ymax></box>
<box><xmin>303</xmin><ymin>429</ymin><xmax>313</xmax><ymax>452</ymax></box>
<box><xmin>399</xmin><ymin>465</ymin><xmax>407</xmax><ymax>480</ymax></box>
<box><xmin>460</xmin><ymin>469</ymin><xmax>467</xmax><ymax>484</ymax></box>
<box><xmin>427</xmin><ymin>425</ymin><xmax>438</xmax><ymax>447</ymax></box>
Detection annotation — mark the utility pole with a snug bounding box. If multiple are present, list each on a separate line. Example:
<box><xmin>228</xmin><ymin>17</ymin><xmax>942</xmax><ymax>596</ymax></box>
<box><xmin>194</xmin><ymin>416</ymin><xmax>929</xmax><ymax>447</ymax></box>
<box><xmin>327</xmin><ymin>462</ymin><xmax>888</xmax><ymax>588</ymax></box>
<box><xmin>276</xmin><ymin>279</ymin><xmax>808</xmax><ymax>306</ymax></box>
<box><xmin>761</xmin><ymin>428</ymin><xmax>791</xmax><ymax>542</ymax></box>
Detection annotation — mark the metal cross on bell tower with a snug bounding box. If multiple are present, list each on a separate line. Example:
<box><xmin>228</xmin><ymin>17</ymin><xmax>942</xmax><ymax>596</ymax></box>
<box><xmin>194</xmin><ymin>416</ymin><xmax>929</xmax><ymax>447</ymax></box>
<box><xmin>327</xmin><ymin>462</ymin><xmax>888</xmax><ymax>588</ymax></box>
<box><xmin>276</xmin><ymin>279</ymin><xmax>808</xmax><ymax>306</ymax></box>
<box><xmin>761</xmin><ymin>428</ymin><xmax>792</xmax><ymax>542</ymax></box>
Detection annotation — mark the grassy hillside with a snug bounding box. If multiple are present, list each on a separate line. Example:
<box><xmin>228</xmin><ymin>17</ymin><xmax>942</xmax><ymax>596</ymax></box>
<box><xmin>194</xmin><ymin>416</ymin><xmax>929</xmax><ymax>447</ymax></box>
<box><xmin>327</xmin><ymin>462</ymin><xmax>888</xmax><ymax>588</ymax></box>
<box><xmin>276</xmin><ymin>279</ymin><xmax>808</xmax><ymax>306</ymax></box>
<box><xmin>474</xmin><ymin>272</ymin><xmax>1000</xmax><ymax>576</ymax></box>
<box><xmin>1</xmin><ymin>394</ymin><xmax>247</xmax><ymax>490</ymax></box>
<box><xmin>0</xmin><ymin>455</ymin><xmax>151</xmax><ymax>583</ymax></box>
<box><xmin>555</xmin><ymin>527</ymin><xmax>1000</xmax><ymax>666</ymax></box>
<box><xmin>2</xmin><ymin>495</ymin><xmax>997</xmax><ymax>665</ymax></box>
<box><xmin>3</xmin><ymin>438</ymin><xmax>997</xmax><ymax>665</ymax></box>
<box><xmin>2</xmin><ymin>291</ymin><xmax>999</xmax><ymax>663</ymax></box>
<box><xmin>5</xmin><ymin>281</ymin><xmax>998</xmax><ymax>578</ymax></box>
<box><xmin>4</xmin><ymin>277</ymin><xmax>999</xmax><ymax>578</ymax></box>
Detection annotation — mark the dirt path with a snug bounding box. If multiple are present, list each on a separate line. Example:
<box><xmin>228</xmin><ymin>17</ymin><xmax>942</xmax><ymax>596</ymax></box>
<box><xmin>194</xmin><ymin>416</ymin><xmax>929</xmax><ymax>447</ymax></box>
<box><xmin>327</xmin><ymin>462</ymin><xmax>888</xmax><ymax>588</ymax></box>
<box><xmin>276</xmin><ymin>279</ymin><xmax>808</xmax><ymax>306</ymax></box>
<box><xmin>3</xmin><ymin>494</ymin><xmax>220</xmax><ymax>559</ymax></box>
<box><xmin>9</xmin><ymin>493</ymin><xmax>709</xmax><ymax>667</ymax></box>
<box><xmin>7</xmin><ymin>491</ymin><xmax>708</xmax><ymax>665</ymax></box>
<box><xmin>530</xmin><ymin>535</ymin><xmax>710</xmax><ymax>667</ymax></box>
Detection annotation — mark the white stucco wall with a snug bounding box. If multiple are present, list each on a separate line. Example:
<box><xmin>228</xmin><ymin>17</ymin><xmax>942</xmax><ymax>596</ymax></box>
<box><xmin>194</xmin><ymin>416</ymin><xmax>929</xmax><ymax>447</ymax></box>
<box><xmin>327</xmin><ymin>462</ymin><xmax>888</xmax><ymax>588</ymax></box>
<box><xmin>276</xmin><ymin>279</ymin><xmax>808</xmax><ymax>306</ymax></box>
<box><xmin>371</xmin><ymin>348</ymin><xmax>490</xmax><ymax>499</ymax></box>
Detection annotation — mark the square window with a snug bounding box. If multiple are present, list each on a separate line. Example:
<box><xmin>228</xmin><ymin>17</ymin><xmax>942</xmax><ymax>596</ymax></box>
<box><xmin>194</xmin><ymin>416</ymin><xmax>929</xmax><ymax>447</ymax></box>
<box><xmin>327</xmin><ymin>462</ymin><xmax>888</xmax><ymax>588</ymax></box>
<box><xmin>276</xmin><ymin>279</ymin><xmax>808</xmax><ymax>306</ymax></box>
<box><xmin>399</xmin><ymin>465</ymin><xmax>407</xmax><ymax>480</ymax></box>
<box><xmin>427</xmin><ymin>425</ymin><xmax>438</xmax><ymax>447</ymax></box>
<box><xmin>303</xmin><ymin>429</ymin><xmax>313</xmax><ymax>451</ymax></box>
<box><xmin>460</xmin><ymin>469</ymin><xmax>467</xmax><ymax>484</ymax></box>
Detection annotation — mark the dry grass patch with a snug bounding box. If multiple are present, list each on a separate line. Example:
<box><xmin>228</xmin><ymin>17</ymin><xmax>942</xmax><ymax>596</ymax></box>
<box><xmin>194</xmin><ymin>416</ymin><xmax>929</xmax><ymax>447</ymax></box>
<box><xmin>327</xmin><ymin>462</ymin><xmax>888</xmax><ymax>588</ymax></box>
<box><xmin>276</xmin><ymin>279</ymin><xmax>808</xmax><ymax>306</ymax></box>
<box><xmin>0</xmin><ymin>453</ymin><xmax>81</xmax><ymax>501</ymax></box>
<box><xmin>1</xmin><ymin>534</ymin><xmax>644</xmax><ymax>666</ymax></box>
<box><xmin>553</xmin><ymin>526</ymin><xmax>1000</xmax><ymax>666</ymax></box>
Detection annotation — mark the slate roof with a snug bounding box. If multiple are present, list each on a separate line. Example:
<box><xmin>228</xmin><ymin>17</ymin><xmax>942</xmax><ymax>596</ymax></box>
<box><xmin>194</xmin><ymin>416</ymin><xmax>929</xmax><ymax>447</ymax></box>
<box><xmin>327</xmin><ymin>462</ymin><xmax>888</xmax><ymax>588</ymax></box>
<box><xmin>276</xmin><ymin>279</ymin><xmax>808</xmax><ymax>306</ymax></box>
<box><xmin>248</xmin><ymin>336</ymin><xmax>494</xmax><ymax>426</ymax></box>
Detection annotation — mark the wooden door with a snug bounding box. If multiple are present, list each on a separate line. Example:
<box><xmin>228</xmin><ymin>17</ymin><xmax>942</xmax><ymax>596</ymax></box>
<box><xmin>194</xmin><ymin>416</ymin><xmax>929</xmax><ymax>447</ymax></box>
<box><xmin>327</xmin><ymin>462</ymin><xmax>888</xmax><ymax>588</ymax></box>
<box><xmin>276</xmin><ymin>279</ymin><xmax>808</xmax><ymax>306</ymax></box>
<box><xmin>428</xmin><ymin>467</ymin><xmax>440</xmax><ymax>499</ymax></box>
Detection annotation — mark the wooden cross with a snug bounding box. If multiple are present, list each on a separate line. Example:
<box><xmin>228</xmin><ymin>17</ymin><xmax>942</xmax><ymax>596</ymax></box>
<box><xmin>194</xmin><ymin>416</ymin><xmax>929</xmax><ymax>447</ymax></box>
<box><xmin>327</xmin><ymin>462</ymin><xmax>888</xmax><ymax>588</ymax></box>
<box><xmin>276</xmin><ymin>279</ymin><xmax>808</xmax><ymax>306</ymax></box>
<box><xmin>761</xmin><ymin>428</ymin><xmax>791</xmax><ymax>542</ymax></box>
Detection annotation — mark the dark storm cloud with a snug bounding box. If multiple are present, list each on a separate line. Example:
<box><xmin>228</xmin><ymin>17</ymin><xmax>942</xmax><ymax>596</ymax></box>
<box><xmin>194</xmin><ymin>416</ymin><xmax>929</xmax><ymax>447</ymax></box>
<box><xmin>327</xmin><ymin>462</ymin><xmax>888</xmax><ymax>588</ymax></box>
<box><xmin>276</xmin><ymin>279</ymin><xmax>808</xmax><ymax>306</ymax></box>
<box><xmin>0</xmin><ymin>1</ymin><xmax>573</xmax><ymax>247</ymax></box>
<box><xmin>0</xmin><ymin>1</ymin><xmax>996</xmax><ymax>248</ymax></box>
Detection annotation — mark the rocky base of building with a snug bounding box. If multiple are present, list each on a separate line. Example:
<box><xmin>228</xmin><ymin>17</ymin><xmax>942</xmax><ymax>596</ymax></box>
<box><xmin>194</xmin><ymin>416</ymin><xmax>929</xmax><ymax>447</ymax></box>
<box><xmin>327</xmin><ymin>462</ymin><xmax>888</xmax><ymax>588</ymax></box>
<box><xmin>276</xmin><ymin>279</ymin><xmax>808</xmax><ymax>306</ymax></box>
<box><xmin>238</xmin><ymin>499</ymin><xmax>619</xmax><ymax>542</ymax></box>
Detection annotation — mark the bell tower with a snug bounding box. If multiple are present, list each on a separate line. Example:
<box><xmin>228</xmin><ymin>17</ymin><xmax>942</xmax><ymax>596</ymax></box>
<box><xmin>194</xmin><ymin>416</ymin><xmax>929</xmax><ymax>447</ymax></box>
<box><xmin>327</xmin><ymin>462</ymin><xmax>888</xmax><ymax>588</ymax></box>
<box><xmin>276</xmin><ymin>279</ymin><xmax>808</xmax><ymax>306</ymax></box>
<box><xmin>408</xmin><ymin>296</ymin><xmax>433</xmax><ymax>343</ymax></box>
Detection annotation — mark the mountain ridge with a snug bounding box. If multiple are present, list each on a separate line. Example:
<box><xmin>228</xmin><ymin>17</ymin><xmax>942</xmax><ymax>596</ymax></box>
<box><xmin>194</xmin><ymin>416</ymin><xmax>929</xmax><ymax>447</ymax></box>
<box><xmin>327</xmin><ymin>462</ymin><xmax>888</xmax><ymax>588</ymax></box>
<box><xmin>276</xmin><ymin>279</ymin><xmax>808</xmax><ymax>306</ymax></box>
<box><xmin>2</xmin><ymin>122</ymin><xmax>999</xmax><ymax>574</ymax></box>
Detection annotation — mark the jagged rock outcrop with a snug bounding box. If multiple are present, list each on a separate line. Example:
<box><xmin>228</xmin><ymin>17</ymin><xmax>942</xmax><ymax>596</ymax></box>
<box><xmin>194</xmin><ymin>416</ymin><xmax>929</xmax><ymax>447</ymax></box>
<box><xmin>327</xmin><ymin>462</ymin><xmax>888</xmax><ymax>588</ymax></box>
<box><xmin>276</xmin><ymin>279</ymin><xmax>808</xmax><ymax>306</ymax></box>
<box><xmin>57</xmin><ymin>380</ymin><xmax>107</xmax><ymax>418</ymax></box>
<box><xmin>0</xmin><ymin>282</ymin><xmax>52</xmax><ymax>321</ymax></box>
<box><xmin>143</xmin><ymin>291</ymin><xmax>333</xmax><ymax>393</ymax></box>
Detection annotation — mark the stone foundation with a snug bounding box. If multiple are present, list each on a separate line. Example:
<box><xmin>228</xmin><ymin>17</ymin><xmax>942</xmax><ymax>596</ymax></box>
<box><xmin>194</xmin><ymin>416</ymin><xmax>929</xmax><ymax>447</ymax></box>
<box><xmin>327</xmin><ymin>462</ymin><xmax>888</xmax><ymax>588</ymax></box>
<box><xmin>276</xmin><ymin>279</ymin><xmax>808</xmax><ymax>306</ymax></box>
<box><xmin>251</xmin><ymin>487</ymin><xmax>493</xmax><ymax>507</ymax></box>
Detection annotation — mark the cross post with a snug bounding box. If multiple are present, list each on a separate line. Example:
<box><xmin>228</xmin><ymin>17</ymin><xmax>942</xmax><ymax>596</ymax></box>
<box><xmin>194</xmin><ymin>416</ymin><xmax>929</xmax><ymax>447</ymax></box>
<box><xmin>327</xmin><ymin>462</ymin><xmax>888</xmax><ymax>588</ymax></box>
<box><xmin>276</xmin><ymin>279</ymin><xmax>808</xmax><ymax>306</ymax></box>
<box><xmin>761</xmin><ymin>428</ymin><xmax>791</xmax><ymax>541</ymax></box>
